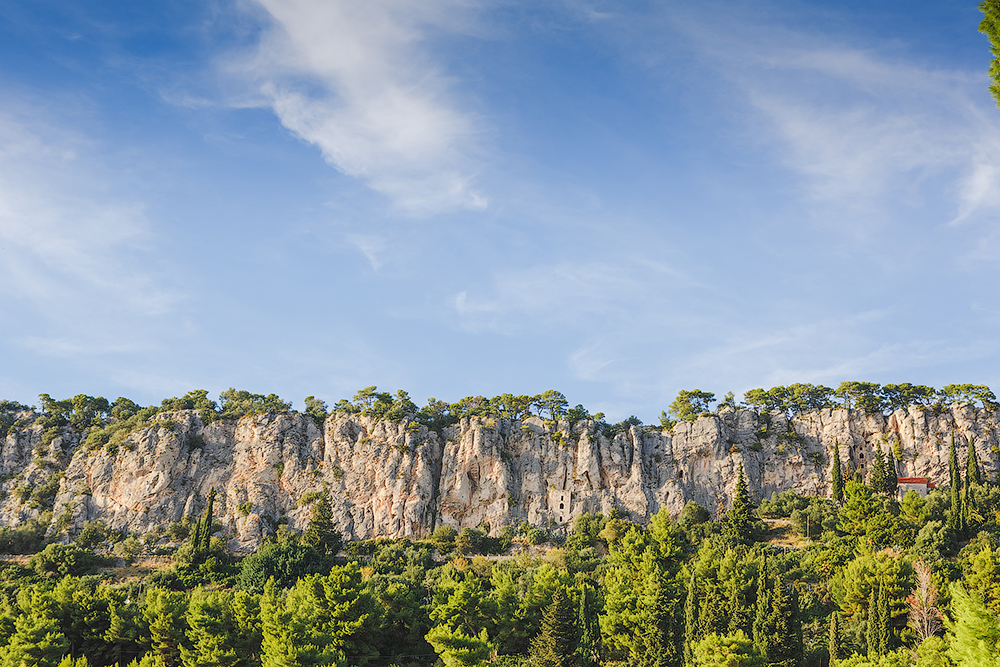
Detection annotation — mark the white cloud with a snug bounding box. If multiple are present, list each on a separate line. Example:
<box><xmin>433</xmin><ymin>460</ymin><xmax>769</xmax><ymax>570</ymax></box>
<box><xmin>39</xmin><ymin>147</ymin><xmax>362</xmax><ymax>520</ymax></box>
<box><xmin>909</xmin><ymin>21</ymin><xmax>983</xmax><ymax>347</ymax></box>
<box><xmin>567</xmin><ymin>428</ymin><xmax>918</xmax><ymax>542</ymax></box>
<box><xmin>237</xmin><ymin>0</ymin><xmax>487</xmax><ymax>214</ymax></box>
<box><xmin>676</xmin><ymin>12</ymin><xmax>1000</xmax><ymax>228</ymax></box>
<box><xmin>345</xmin><ymin>233</ymin><xmax>387</xmax><ymax>270</ymax></box>
<box><xmin>0</xmin><ymin>110</ymin><xmax>179</xmax><ymax>356</ymax></box>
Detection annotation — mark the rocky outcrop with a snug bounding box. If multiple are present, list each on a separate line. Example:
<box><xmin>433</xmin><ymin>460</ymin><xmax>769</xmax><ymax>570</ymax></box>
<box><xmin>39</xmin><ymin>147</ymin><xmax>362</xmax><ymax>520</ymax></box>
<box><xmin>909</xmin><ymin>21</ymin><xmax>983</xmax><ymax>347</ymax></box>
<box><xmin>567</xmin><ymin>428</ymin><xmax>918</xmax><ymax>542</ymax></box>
<box><xmin>0</xmin><ymin>404</ymin><xmax>996</xmax><ymax>552</ymax></box>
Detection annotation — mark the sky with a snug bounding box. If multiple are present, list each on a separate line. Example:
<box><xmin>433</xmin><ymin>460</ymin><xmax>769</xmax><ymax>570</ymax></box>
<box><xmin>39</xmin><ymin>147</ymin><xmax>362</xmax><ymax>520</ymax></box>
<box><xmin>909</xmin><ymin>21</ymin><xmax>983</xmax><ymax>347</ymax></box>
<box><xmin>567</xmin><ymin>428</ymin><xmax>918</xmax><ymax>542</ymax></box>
<box><xmin>1</xmin><ymin>0</ymin><xmax>999</xmax><ymax>422</ymax></box>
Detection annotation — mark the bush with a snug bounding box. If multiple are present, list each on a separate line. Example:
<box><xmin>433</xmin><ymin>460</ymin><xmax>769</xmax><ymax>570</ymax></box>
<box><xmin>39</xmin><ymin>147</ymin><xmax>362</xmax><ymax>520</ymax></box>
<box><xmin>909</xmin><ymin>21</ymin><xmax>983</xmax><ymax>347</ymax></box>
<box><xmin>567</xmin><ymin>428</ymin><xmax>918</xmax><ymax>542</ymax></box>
<box><xmin>75</xmin><ymin>521</ymin><xmax>107</xmax><ymax>549</ymax></box>
<box><xmin>30</xmin><ymin>543</ymin><xmax>109</xmax><ymax>577</ymax></box>
<box><xmin>113</xmin><ymin>535</ymin><xmax>143</xmax><ymax>564</ymax></box>
<box><xmin>526</xmin><ymin>528</ymin><xmax>547</xmax><ymax>545</ymax></box>
<box><xmin>678</xmin><ymin>501</ymin><xmax>711</xmax><ymax>527</ymax></box>
<box><xmin>237</xmin><ymin>540</ymin><xmax>328</xmax><ymax>593</ymax></box>
<box><xmin>758</xmin><ymin>489</ymin><xmax>809</xmax><ymax>518</ymax></box>
<box><xmin>0</xmin><ymin>514</ymin><xmax>51</xmax><ymax>553</ymax></box>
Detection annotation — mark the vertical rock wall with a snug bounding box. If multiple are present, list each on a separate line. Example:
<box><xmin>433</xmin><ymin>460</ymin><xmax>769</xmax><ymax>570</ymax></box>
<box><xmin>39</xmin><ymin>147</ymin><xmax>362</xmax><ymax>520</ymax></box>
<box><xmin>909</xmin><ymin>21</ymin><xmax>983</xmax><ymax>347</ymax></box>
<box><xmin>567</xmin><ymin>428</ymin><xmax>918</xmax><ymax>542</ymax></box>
<box><xmin>0</xmin><ymin>404</ymin><xmax>994</xmax><ymax>551</ymax></box>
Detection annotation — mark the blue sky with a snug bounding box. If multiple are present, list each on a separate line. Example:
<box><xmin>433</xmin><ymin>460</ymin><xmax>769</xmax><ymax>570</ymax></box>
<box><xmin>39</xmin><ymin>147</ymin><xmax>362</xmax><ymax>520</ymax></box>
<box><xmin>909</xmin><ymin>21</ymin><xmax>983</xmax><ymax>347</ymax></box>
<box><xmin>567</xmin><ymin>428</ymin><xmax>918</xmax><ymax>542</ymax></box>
<box><xmin>1</xmin><ymin>0</ymin><xmax>999</xmax><ymax>422</ymax></box>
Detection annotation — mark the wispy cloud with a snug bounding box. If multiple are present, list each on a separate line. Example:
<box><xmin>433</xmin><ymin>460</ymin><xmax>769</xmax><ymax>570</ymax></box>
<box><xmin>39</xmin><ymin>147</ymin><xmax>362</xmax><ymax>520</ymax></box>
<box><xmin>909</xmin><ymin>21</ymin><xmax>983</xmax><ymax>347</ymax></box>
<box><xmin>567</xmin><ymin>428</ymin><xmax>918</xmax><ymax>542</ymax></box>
<box><xmin>0</xmin><ymin>109</ymin><xmax>179</xmax><ymax>356</ymax></box>
<box><xmin>676</xmin><ymin>11</ymin><xmax>1000</xmax><ymax>229</ymax></box>
<box><xmin>234</xmin><ymin>0</ymin><xmax>487</xmax><ymax>214</ymax></box>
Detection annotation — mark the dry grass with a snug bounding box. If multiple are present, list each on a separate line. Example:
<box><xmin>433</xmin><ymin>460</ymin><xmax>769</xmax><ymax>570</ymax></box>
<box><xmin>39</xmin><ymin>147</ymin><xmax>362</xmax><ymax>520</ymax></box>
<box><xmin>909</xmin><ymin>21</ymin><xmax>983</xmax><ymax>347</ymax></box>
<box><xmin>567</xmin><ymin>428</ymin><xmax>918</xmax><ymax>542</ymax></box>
<box><xmin>761</xmin><ymin>518</ymin><xmax>806</xmax><ymax>548</ymax></box>
<box><xmin>101</xmin><ymin>556</ymin><xmax>173</xmax><ymax>582</ymax></box>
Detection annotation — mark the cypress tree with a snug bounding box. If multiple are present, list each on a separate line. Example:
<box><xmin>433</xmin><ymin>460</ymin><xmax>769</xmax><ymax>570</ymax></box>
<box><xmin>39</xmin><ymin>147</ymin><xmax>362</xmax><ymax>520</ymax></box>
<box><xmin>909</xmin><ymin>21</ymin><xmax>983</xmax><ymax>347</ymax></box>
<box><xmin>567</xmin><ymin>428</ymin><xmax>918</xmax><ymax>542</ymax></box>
<box><xmin>201</xmin><ymin>488</ymin><xmax>216</xmax><ymax>554</ymax></box>
<box><xmin>727</xmin><ymin>464</ymin><xmax>754</xmax><ymax>542</ymax></box>
<box><xmin>529</xmin><ymin>587</ymin><xmax>578</xmax><ymax>667</ymax></box>
<box><xmin>948</xmin><ymin>434</ymin><xmax>964</xmax><ymax>533</ymax></box>
<box><xmin>576</xmin><ymin>582</ymin><xmax>599</xmax><ymax>667</ymax></box>
<box><xmin>684</xmin><ymin>571</ymin><xmax>699</xmax><ymax>667</ymax></box>
<box><xmin>884</xmin><ymin>451</ymin><xmax>898</xmax><ymax>498</ymax></box>
<box><xmin>869</xmin><ymin>448</ymin><xmax>887</xmax><ymax>494</ymax></box>
<box><xmin>829</xmin><ymin>611</ymin><xmax>840</xmax><ymax>667</ymax></box>
<box><xmin>752</xmin><ymin>564</ymin><xmax>771</xmax><ymax>659</ymax></box>
<box><xmin>968</xmin><ymin>436</ymin><xmax>982</xmax><ymax>486</ymax></box>
<box><xmin>831</xmin><ymin>444</ymin><xmax>844</xmax><ymax>504</ymax></box>
<box><xmin>866</xmin><ymin>589</ymin><xmax>878</xmax><ymax>658</ymax></box>
<box><xmin>698</xmin><ymin>583</ymin><xmax>726</xmax><ymax>637</ymax></box>
<box><xmin>876</xmin><ymin>581</ymin><xmax>890</xmax><ymax>656</ymax></box>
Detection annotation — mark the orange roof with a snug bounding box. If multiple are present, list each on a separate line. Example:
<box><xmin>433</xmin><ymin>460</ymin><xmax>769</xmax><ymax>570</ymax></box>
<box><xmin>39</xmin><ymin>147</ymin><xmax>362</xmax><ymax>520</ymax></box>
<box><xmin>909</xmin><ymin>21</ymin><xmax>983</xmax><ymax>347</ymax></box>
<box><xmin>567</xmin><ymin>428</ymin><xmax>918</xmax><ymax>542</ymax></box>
<box><xmin>897</xmin><ymin>477</ymin><xmax>936</xmax><ymax>487</ymax></box>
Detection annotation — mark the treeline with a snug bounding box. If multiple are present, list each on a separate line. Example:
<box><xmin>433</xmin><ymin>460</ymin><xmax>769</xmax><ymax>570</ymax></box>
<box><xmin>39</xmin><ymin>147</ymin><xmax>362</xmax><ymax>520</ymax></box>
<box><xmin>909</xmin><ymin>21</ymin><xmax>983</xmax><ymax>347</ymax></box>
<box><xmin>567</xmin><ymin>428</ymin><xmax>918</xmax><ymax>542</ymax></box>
<box><xmin>2</xmin><ymin>381</ymin><xmax>997</xmax><ymax>457</ymax></box>
<box><xmin>665</xmin><ymin>382</ymin><xmax>997</xmax><ymax>425</ymax></box>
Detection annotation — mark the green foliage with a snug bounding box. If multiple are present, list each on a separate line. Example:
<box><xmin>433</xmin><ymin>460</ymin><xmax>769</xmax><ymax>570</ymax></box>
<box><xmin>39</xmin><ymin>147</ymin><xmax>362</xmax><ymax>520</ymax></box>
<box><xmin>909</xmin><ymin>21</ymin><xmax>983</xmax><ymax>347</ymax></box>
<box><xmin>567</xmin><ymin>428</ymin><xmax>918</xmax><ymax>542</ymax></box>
<box><xmin>742</xmin><ymin>383</ymin><xmax>835</xmax><ymax>416</ymax></box>
<box><xmin>693</xmin><ymin>630</ymin><xmax>764</xmax><ymax>667</ymax></box>
<box><xmin>30</xmin><ymin>543</ymin><xmax>109</xmax><ymax>577</ymax></box>
<box><xmin>832</xmin><ymin>443</ymin><xmax>845</xmax><ymax>503</ymax></box>
<box><xmin>218</xmin><ymin>389</ymin><xmax>291</xmax><ymax>419</ymax></box>
<box><xmin>303</xmin><ymin>396</ymin><xmax>328</xmax><ymax>428</ymax></box>
<box><xmin>947</xmin><ymin>583</ymin><xmax>1000</xmax><ymax>666</ymax></box>
<box><xmin>0</xmin><ymin>513</ymin><xmax>51</xmax><ymax>553</ymax></box>
<box><xmin>726</xmin><ymin>465</ymin><xmax>754</xmax><ymax>543</ymax></box>
<box><xmin>982</xmin><ymin>0</ymin><xmax>1000</xmax><ymax>108</ymax></box>
<box><xmin>528</xmin><ymin>586</ymin><xmax>577</xmax><ymax>667</ymax></box>
<box><xmin>302</xmin><ymin>490</ymin><xmax>342</xmax><ymax>557</ymax></box>
<box><xmin>668</xmin><ymin>390</ymin><xmax>716</xmax><ymax>422</ymax></box>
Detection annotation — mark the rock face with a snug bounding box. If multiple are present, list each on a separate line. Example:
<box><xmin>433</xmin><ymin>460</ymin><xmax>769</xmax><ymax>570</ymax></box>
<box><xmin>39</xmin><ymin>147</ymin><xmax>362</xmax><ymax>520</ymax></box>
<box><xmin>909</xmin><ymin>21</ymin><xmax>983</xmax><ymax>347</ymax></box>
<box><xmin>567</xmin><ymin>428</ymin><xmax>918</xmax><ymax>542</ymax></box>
<box><xmin>0</xmin><ymin>404</ymin><xmax>997</xmax><ymax>552</ymax></box>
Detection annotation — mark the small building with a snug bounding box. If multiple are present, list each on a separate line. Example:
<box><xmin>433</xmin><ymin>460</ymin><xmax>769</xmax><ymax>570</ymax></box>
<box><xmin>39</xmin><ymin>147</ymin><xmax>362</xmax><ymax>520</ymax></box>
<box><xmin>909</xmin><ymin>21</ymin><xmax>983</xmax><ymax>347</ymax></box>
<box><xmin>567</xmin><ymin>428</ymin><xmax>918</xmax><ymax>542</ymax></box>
<box><xmin>897</xmin><ymin>477</ymin><xmax>936</xmax><ymax>501</ymax></box>
<box><xmin>547</xmin><ymin>489</ymin><xmax>572</xmax><ymax>524</ymax></box>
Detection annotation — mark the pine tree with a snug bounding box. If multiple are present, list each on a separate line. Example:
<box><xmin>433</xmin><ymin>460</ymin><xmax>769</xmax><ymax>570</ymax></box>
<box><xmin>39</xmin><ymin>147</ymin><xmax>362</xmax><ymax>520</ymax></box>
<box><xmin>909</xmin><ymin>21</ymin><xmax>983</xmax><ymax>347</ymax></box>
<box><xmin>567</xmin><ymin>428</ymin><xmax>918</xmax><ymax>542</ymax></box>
<box><xmin>884</xmin><ymin>451</ymin><xmax>898</xmax><ymax>498</ymax></box>
<box><xmin>831</xmin><ymin>444</ymin><xmax>844</xmax><ymax>504</ymax></box>
<box><xmin>869</xmin><ymin>448</ymin><xmax>887</xmax><ymax>494</ymax></box>
<box><xmin>529</xmin><ymin>587</ymin><xmax>578</xmax><ymax>667</ymax></box>
<box><xmin>948</xmin><ymin>434</ymin><xmax>964</xmax><ymax>533</ymax></box>
<box><xmin>828</xmin><ymin>611</ymin><xmax>840</xmax><ymax>667</ymax></box>
<box><xmin>633</xmin><ymin>568</ymin><xmax>676</xmax><ymax>667</ymax></box>
<box><xmin>764</xmin><ymin>578</ymin><xmax>800</xmax><ymax>667</ymax></box>
<box><xmin>684</xmin><ymin>571</ymin><xmax>700</xmax><ymax>667</ymax></box>
<box><xmin>303</xmin><ymin>488</ymin><xmax>342</xmax><ymax>556</ymax></box>
<box><xmin>727</xmin><ymin>464</ymin><xmax>754</xmax><ymax>542</ymax></box>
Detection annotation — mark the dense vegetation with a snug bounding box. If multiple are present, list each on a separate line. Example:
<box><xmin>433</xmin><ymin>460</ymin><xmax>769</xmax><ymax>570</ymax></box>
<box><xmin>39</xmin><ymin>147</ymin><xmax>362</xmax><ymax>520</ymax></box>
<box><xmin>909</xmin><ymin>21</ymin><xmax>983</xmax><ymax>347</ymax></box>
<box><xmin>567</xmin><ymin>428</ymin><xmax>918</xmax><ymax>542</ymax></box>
<box><xmin>1</xmin><ymin>383</ymin><xmax>1000</xmax><ymax>666</ymax></box>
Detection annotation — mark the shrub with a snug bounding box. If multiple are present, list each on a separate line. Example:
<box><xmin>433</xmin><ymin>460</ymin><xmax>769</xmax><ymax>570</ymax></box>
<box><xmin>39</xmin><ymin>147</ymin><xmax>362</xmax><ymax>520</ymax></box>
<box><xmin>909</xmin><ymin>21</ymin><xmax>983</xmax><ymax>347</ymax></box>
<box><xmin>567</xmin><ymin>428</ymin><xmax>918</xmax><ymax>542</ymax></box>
<box><xmin>30</xmin><ymin>543</ymin><xmax>109</xmax><ymax>577</ymax></box>
<box><xmin>237</xmin><ymin>540</ymin><xmax>328</xmax><ymax>594</ymax></box>
<box><xmin>75</xmin><ymin>521</ymin><xmax>107</xmax><ymax>549</ymax></box>
<box><xmin>113</xmin><ymin>535</ymin><xmax>143</xmax><ymax>564</ymax></box>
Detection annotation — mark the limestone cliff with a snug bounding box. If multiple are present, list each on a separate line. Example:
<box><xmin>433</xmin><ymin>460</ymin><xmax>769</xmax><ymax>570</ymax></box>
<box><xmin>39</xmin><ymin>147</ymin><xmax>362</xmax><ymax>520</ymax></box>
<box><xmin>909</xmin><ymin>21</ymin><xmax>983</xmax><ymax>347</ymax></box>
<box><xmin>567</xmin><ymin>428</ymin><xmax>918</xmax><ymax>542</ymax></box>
<box><xmin>0</xmin><ymin>404</ymin><xmax>996</xmax><ymax>551</ymax></box>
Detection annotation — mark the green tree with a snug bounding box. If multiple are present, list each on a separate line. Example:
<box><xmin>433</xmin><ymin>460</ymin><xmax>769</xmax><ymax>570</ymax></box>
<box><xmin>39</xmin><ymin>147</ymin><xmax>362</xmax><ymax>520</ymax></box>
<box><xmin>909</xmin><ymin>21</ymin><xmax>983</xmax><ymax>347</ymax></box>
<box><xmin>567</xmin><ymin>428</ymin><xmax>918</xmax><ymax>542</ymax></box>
<box><xmin>829</xmin><ymin>611</ymin><xmax>840</xmax><ymax>666</ymax></box>
<box><xmin>425</xmin><ymin>626</ymin><xmax>492</xmax><ymax>667</ymax></box>
<box><xmin>881</xmin><ymin>384</ymin><xmax>936</xmax><ymax>412</ymax></box>
<box><xmin>693</xmin><ymin>631</ymin><xmax>764</xmax><ymax>667</ymax></box>
<box><xmin>144</xmin><ymin>588</ymin><xmax>188</xmax><ymax>667</ymax></box>
<box><xmin>727</xmin><ymin>465</ymin><xmax>754</xmax><ymax>543</ymax></box>
<box><xmin>0</xmin><ymin>591</ymin><xmax>68</xmax><ymax>667</ymax></box>
<box><xmin>181</xmin><ymin>589</ymin><xmax>241</xmax><ymax>667</ymax></box>
<box><xmin>967</xmin><ymin>438</ymin><xmax>982</xmax><ymax>486</ymax></box>
<box><xmin>831</xmin><ymin>445</ymin><xmax>844</xmax><ymax>504</ymax></box>
<box><xmin>946</xmin><ymin>583</ymin><xmax>1000</xmax><ymax>666</ymax></box>
<box><xmin>669</xmin><ymin>391</ymin><xmax>716</xmax><ymax>422</ymax></box>
<box><xmin>576</xmin><ymin>583</ymin><xmax>600</xmax><ymax>667</ymax></box>
<box><xmin>303</xmin><ymin>489</ymin><xmax>342</xmax><ymax>556</ymax></box>
<box><xmin>869</xmin><ymin>449</ymin><xmax>887</xmax><ymax>495</ymax></box>
<box><xmin>948</xmin><ymin>435</ymin><xmax>964</xmax><ymax>533</ymax></box>
<box><xmin>529</xmin><ymin>587</ymin><xmax>578</xmax><ymax>667</ymax></box>
<box><xmin>834</xmin><ymin>382</ymin><xmax>886</xmax><ymax>414</ymax></box>
<box><xmin>884</xmin><ymin>452</ymin><xmax>898</xmax><ymax>498</ymax></box>
<box><xmin>685</xmin><ymin>570</ymin><xmax>700</xmax><ymax>667</ymax></box>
